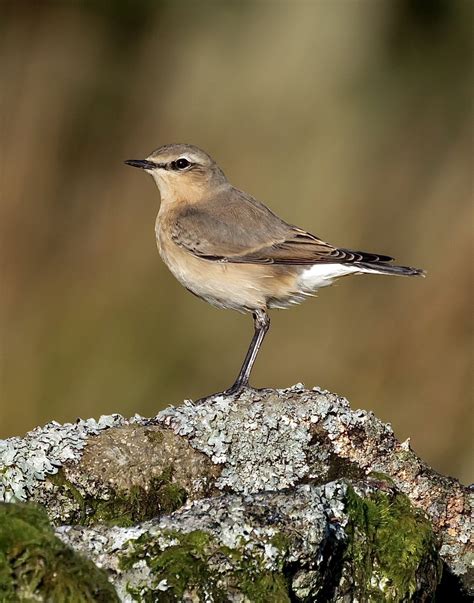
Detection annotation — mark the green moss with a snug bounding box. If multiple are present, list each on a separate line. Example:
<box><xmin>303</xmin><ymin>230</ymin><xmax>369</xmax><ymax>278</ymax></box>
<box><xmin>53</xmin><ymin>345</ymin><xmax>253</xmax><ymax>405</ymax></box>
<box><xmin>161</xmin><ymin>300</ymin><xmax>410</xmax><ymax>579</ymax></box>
<box><xmin>49</xmin><ymin>469</ymin><xmax>88</xmax><ymax>522</ymax></box>
<box><xmin>236</xmin><ymin>564</ymin><xmax>290</xmax><ymax>602</ymax></box>
<box><xmin>270</xmin><ymin>531</ymin><xmax>292</xmax><ymax>553</ymax></box>
<box><xmin>224</xmin><ymin>532</ymin><xmax>291</xmax><ymax>602</ymax></box>
<box><xmin>120</xmin><ymin>528</ymin><xmax>292</xmax><ymax>602</ymax></box>
<box><xmin>92</xmin><ymin>468</ymin><xmax>188</xmax><ymax>527</ymax></box>
<box><xmin>345</xmin><ymin>486</ymin><xmax>442</xmax><ymax>601</ymax></box>
<box><xmin>49</xmin><ymin>465</ymin><xmax>188</xmax><ymax>527</ymax></box>
<box><xmin>0</xmin><ymin>502</ymin><xmax>118</xmax><ymax>602</ymax></box>
<box><xmin>121</xmin><ymin>529</ymin><xmax>227</xmax><ymax>601</ymax></box>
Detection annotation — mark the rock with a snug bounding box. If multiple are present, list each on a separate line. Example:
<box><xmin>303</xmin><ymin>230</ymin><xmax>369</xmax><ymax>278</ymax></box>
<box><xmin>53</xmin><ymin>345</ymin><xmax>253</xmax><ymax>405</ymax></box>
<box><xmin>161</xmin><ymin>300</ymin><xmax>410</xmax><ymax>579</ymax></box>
<box><xmin>56</xmin><ymin>481</ymin><xmax>441</xmax><ymax>602</ymax></box>
<box><xmin>1</xmin><ymin>385</ymin><xmax>472</xmax><ymax>601</ymax></box>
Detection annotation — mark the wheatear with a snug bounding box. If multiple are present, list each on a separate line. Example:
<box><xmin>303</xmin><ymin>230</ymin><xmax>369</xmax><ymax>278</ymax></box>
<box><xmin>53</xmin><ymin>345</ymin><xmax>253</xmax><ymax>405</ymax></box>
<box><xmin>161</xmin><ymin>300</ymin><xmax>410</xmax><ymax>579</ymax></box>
<box><xmin>125</xmin><ymin>144</ymin><xmax>424</xmax><ymax>396</ymax></box>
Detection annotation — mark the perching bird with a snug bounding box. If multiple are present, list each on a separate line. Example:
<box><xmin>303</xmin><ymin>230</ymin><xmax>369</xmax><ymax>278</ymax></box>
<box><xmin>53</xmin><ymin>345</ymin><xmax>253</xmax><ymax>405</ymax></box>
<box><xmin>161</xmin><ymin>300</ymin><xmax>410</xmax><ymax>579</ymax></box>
<box><xmin>125</xmin><ymin>144</ymin><xmax>424</xmax><ymax>396</ymax></box>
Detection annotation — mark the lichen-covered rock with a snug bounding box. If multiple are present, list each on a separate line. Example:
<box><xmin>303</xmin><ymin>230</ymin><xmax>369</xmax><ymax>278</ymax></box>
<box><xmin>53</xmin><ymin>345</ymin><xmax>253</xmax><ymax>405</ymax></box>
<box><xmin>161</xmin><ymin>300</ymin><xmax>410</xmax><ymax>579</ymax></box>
<box><xmin>1</xmin><ymin>384</ymin><xmax>472</xmax><ymax>599</ymax></box>
<box><xmin>57</xmin><ymin>480</ymin><xmax>441</xmax><ymax>602</ymax></box>
<box><xmin>157</xmin><ymin>385</ymin><xmax>472</xmax><ymax>593</ymax></box>
<box><xmin>0</xmin><ymin>414</ymin><xmax>124</xmax><ymax>503</ymax></box>
<box><xmin>0</xmin><ymin>417</ymin><xmax>220</xmax><ymax>527</ymax></box>
<box><xmin>0</xmin><ymin>502</ymin><xmax>118</xmax><ymax>601</ymax></box>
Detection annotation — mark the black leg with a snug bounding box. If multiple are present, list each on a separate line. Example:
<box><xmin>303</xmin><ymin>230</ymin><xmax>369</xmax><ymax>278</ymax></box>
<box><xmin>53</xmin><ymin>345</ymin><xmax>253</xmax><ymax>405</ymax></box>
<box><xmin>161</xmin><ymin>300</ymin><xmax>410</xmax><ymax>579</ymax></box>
<box><xmin>225</xmin><ymin>309</ymin><xmax>270</xmax><ymax>395</ymax></box>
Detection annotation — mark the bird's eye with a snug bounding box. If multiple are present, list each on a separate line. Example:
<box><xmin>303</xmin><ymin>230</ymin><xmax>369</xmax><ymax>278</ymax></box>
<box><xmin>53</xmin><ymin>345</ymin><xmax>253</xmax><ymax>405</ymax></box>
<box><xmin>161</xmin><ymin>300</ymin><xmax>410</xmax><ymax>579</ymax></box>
<box><xmin>175</xmin><ymin>158</ymin><xmax>190</xmax><ymax>170</ymax></box>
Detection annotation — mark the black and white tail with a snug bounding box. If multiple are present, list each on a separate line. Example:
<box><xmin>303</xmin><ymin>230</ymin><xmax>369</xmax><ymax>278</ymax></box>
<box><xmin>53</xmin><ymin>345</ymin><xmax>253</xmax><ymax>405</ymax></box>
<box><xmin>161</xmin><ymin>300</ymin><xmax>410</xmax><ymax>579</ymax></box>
<box><xmin>331</xmin><ymin>247</ymin><xmax>425</xmax><ymax>277</ymax></box>
<box><xmin>355</xmin><ymin>262</ymin><xmax>425</xmax><ymax>277</ymax></box>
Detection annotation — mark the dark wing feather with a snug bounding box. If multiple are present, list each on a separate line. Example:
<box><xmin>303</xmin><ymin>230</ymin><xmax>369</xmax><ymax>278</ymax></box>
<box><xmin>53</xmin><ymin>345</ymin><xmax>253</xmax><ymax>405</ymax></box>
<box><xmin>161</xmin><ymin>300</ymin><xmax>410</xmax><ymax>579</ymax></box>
<box><xmin>225</xmin><ymin>229</ymin><xmax>394</xmax><ymax>265</ymax></box>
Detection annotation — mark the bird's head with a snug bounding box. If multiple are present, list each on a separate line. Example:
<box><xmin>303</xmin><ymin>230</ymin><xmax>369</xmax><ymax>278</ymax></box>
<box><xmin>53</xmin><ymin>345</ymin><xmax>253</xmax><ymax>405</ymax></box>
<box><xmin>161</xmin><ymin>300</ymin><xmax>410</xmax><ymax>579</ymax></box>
<box><xmin>125</xmin><ymin>144</ymin><xmax>227</xmax><ymax>202</ymax></box>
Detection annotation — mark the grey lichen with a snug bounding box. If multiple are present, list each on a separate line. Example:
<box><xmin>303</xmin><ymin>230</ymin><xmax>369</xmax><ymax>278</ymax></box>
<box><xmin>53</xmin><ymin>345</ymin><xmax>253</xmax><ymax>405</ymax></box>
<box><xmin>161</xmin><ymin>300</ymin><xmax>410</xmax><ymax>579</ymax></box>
<box><xmin>55</xmin><ymin>479</ymin><xmax>442</xmax><ymax>602</ymax></box>
<box><xmin>1</xmin><ymin>384</ymin><xmax>471</xmax><ymax>597</ymax></box>
<box><xmin>157</xmin><ymin>385</ymin><xmax>340</xmax><ymax>493</ymax></box>
<box><xmin>1</xmin><ymin>417</ymin><xmax>220</xmax><ymax>527</ymax></box>
<box><xmin>0</xmin><ymin>414</ymin><xmax>125</xmax><ymax>503</ymax></box>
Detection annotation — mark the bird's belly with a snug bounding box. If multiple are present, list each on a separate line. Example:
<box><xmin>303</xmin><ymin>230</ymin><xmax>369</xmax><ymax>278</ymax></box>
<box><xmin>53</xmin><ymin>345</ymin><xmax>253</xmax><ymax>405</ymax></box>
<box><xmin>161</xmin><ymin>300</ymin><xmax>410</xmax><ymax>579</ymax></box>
<box><xmin>157</xmin><ymin>235</ymin><xmax>307</xmax><ymax>312</ymax></box>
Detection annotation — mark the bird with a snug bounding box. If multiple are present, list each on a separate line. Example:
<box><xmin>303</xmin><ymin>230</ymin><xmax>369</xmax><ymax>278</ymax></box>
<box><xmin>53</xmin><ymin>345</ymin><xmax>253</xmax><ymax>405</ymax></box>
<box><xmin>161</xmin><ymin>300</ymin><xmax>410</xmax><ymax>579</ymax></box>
<box><xmin>125</xmin><ymin>144</ymin><xmax>424</xmax><ymax>397</ymax></box>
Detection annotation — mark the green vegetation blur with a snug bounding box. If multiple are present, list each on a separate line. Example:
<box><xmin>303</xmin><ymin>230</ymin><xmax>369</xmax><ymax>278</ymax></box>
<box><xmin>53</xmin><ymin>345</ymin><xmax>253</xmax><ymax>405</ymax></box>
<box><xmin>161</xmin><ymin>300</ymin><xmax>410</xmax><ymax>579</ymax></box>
<box><xmin>0</xmin><ymin>1</ymin><xmax>472</xmax><ymax>483</ymax></box>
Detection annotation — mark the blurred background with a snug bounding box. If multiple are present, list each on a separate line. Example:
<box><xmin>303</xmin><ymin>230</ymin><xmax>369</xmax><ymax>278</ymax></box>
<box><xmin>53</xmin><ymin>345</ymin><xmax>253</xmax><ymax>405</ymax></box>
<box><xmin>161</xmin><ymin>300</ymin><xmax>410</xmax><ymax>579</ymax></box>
<box><xmin>0</xmin><ymin>0</ymin><xmax>472</xmax><ymax>483</ymax></box>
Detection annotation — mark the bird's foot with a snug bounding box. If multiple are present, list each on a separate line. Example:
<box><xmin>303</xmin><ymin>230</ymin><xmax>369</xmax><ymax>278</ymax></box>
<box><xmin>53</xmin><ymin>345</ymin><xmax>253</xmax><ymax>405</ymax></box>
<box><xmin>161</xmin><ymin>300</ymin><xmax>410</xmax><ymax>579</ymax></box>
<box><xmin>194</xmin><ymin>384</ymin><xmax>254</xmax><ymax>405</ymax></box>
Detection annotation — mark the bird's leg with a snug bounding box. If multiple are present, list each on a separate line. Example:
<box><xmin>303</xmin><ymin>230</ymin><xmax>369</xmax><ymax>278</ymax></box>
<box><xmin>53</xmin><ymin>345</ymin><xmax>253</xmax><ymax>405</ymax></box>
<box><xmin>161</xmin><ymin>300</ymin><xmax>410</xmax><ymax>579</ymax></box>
<box><xmin>225</xmin><ymin>309</ymin><xmax>270</xmax><ymax>396</ymax></box>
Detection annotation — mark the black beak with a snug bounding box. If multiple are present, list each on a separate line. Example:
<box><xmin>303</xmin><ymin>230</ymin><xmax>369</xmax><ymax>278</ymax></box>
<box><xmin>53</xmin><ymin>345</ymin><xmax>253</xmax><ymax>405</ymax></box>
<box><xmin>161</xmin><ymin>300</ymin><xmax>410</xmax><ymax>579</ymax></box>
<box><xmin>124</xmin><ymin>159</ymin><xmax>157</xmax><ymax>170</ymax></box>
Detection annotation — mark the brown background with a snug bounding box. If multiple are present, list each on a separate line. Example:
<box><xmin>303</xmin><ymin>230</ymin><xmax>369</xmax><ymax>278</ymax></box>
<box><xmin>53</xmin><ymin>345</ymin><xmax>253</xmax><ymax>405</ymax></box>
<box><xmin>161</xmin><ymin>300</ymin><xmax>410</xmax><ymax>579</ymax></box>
<box><xmin>1</xmin><ymin>1</ymin><xmax>472</xmax><ymax>483</ymax></box>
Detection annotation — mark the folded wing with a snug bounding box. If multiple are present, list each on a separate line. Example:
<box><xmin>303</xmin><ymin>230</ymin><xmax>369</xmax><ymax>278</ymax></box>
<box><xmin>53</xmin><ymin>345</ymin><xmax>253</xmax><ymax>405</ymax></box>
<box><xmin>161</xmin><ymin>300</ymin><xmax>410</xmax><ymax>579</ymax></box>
<box><xmin>170</xmin><ymin>187</ymin><xmax>421</xmax><ymax>274</ymax></box>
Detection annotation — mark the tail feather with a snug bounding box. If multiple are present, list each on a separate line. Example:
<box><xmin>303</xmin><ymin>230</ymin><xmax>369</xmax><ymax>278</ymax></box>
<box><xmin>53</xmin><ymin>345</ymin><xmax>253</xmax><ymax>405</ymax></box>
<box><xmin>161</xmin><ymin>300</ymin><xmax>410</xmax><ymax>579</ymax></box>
<box><xmin>355</xmin><ymin>262</ymin><xmax>425</xmax><ymax>277</ymax></box>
